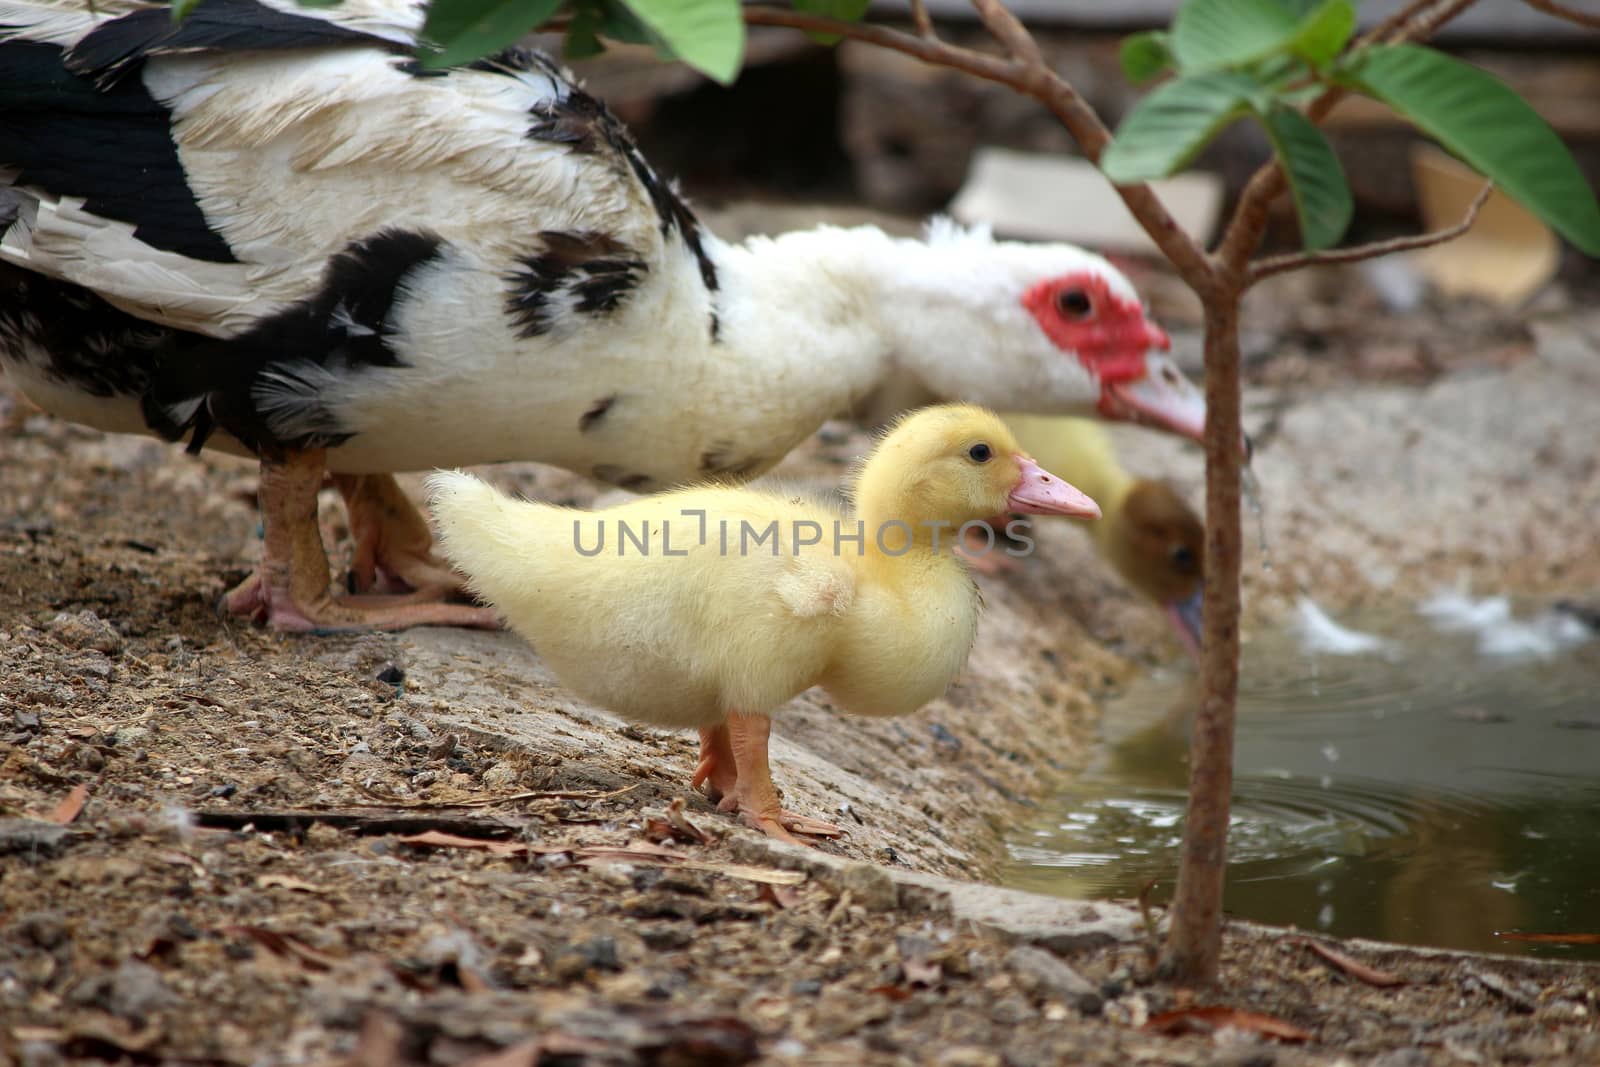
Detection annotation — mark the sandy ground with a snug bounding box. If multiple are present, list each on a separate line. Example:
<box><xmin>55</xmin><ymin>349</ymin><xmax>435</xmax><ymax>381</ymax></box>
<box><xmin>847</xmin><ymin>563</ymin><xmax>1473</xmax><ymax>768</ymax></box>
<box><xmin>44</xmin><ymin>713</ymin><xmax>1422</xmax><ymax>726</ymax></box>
<box><xmin>3</xmin><ymin>248</ymin><xmax>1600</xmax><ymax>1063</ymax></box>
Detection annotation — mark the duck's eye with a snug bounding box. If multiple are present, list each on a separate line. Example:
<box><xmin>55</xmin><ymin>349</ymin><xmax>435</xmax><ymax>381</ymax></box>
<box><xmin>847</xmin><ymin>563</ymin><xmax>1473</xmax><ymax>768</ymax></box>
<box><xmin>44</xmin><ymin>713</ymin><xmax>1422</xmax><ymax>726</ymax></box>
<box><xmin>1056</xmin><ymin>288</ymin><xmax>1092</xmax><ymax>318</ymax></box>
<box><xmin>1171</xmin><ymin>545</ymin><xmax>1196</xmax><ymax>569</ymax></box>
<box><xmin>967</xmin><ymin>443</ymin><xmax>992</xmax><ymax>463</ymax></box>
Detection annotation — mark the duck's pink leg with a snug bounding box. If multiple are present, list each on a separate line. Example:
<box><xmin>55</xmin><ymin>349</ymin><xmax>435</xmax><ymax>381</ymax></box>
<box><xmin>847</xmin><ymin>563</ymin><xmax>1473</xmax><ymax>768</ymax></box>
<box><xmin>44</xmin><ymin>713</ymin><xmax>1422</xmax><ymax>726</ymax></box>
<box><xmin>334</xmin><ymin>472</ymin><xmax>469</xmax><ymax>598</ymax></box>
<box><xmin>715</xmin><ymin>713</ymin><xmax>846</xmax><ymax>846</ymax></box>
<box><xmin>221</xmin><ymin>450</ymin><xmax>500</xmax><ymax>633</ymax></box>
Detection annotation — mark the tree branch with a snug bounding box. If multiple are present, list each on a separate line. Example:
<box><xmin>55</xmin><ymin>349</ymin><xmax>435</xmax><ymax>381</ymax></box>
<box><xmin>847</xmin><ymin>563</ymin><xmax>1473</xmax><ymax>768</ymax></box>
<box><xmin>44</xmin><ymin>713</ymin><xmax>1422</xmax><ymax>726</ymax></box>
<box><xmin>1159</xmin><ymin>298</ymin><xmax>1244</xmax><ymax>984</ymax></box>
<box><xmin>970</xmin><ymin>0</ymin><xmax>1045</xmax><ymax>68</ymax></box>
<box><xmin>909</xmin><ymin>0</ymin><xmax>936</xmax><ymax>39</ymax></box>
<box><xmin>1522</xmin><ymin>0</ymin><xmax>1600</xmax><ymax>29</ymax></box>
<box><xmin>1354</xmin><ymin>0</ymin><xmax>1454</xmax><ymax>47</ymax></box>
<box><xmin>1247</xmin><ymin>180</ymin><xmax>1494</xmax><ymax>284</ymax></box>
<box><xmin>1398</xmin><ymin>0</ymin><xmax>1486</xmax><ymax>41</ymax></box>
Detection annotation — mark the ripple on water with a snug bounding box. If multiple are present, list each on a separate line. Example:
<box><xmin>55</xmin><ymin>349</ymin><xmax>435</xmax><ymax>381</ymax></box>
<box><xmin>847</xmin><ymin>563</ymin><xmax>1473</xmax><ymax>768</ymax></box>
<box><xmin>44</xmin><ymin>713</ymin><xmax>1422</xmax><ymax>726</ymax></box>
<box><xmin>1008</xmin><ymin>607</ymin><xmax>1600</xmax><ymax>958</ymax></box>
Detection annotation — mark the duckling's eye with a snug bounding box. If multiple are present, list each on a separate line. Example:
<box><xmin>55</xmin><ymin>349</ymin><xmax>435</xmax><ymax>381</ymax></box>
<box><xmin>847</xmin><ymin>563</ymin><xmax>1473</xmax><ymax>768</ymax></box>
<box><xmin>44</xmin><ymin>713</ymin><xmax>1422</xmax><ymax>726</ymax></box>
<box><xmin>967</xmin><ymin>443</ymin><xmax>993</xmax><ymax>463</ymax></box>
<box><xmin>1056</xmin><ymin>288</ymin><xmax>1092</xmax><ymax>318</ymax></box>
<box><xmin>1171</xmin><ymin>545</ymin><xmax>1196</xmax><ymax>569</ymax></box>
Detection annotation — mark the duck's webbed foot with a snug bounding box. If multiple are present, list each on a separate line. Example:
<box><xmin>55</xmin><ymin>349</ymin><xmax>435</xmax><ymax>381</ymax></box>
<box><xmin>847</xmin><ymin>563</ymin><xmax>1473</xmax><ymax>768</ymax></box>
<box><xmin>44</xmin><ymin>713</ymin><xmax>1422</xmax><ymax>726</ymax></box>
<box><xmin>334</xmin><ymin>472</ymin><xmax>472</xmax><ymax>599</ymax></box>
<box><xmin>707</xmin><ymin>714</ymin><xmax>846</xmax><ymax>846</ymax></box>
<box><xmin>222</xmin><ymin>451</ymin><xmax>500</xmax><ymax>633</ymax></box>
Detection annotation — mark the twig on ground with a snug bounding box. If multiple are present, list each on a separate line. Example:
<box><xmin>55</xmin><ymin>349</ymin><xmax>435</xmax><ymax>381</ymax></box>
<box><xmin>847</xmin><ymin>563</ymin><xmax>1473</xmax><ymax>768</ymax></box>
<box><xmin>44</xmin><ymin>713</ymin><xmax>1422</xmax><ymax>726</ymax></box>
<box><xmin>1295</xmin><ymin>938</ymin><xmax>1407</xmax><ymax>987</ymax></box>
<box><xmin>195</xmin><ymin>808</ymin><xmax>522</xmax><ymax>837</ymax></box>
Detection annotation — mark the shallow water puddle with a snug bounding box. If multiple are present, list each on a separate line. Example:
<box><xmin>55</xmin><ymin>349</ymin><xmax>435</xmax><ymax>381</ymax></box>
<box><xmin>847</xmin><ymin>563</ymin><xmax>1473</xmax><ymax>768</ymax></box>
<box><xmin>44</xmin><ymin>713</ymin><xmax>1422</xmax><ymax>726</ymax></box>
<box><xmin>1005</xmin><ymin>598</ymin><xmax>1600</xmax><ymax>959</ymax></box>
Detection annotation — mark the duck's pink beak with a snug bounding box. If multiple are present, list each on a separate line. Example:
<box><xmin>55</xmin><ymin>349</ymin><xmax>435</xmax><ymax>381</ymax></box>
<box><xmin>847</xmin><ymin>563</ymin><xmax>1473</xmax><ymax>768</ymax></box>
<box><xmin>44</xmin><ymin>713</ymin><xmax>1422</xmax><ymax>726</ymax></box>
<box><xmin>1007</xmin><ymin>457</ymin><xmax>1101</xmax><ymax>519</ymax></box>
<box><xmin>1101</xmin><ymin>352</ymin><xmax>1253</xmax><ymax>460</ymax></box>
<box><xmin>1100</xmin><ymin>351</ymin><xmax>1206</xmax><ymax>445</ymax></box>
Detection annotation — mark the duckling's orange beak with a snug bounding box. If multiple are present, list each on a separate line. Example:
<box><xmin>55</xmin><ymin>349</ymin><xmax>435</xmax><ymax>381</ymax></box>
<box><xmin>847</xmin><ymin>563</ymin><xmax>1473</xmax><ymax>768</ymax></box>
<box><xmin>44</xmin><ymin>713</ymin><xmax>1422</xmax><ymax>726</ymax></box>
<box><xmin>1007</xmin><ymin>456</ymin><xmax>1101</xmax><ymax>519</ymax></box>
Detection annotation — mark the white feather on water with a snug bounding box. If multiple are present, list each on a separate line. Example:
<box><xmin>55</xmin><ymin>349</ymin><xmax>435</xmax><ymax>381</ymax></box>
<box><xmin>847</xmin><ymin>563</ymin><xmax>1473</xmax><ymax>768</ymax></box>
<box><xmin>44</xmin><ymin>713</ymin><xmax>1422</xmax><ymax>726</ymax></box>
<box><xmin>1419</xmin><ymin>590</ymin><xmax>1593</xmax><ymax>660</ymax></box>
<box><xmin>1294</xmin><ymin>597</ymin><xmax>1394</xmax><ymax>656</ymax></box>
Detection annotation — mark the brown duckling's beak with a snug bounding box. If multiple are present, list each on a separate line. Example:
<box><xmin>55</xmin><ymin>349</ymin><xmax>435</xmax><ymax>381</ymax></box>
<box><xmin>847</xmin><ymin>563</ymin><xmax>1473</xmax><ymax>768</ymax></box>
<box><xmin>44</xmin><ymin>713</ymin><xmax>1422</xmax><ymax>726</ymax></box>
<box><xmin>1007</xmin><ymin>457</ymin><xmax>1101</xmax><ymax>519</ymax></box>
<box><xmin>1166</xmin><ymin>586</ymin><xmax>1204</xmax><ymax>660</ymax></box>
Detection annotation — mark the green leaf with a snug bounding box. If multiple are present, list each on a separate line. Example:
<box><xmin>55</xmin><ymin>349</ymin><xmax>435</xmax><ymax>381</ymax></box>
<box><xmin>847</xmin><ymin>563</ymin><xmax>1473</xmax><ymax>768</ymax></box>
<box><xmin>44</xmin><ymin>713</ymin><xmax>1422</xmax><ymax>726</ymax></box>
<box><xmin>618</xmin><ymin>0</ymin><xmax>744</xmax><ymax>84</ymax></box>
<box><xmin>793</xmin><ymin>0</ymin><xmax>870</xmax><ymax>44</ymax></box>
<box><xmin>1100</xmin><ymin>72</ymin><xmax>1259</xmax><ymax>183</ymax></box>
<box><xmin>1286</xmin><ymin>0</ymin><xmax>1355</xmax><ymax>68</ymax></box>
<box><xmin>1261</xmin><ymin>104</ymin><xmax>1352</xmax><ymax>249</ymax></box>
<box><xmin>1339</xmin><ymin>44</ymin><xmax>1600</xmax><ymax>255</ymax></box>
<box><xmin>418</xmin><ymin>0</ymin><xmax>562</xmax><ymax>69</ymax></box>
<box><xmin>1120</xmin><ymin>31</ymin><xmax>1174</xmax><ymax>84</ymax></box>
<box><xmin>564</xmin><ymin>0</ymin><xmax>607</xmax><ymax>59</ymax></box>
<box><xmin>592</xmin><ymin>0</ymin><xmax>657</xmax><ymax>45</ymax></box>
<box><xmin>1172</xmin><ymin>0</ymin><xmax>1299</xmax><ymax>72</ymax></box>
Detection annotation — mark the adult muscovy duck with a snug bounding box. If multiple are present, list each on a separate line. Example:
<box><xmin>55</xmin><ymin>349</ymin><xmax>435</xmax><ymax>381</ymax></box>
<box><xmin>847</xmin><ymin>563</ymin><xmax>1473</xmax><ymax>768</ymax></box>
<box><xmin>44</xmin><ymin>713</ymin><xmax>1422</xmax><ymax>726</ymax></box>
<box><xmin>0</xmin><ymin>0</ymin><xmax>1205</xmax><ymax>632</ymax></box>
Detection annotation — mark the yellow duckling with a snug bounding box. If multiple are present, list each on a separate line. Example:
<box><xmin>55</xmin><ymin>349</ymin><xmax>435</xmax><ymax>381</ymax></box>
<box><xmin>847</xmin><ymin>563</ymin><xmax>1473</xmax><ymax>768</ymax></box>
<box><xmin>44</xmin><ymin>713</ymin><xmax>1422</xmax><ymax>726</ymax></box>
<box><xmin>427</xmin><ymin>405</ymin><xmax>1100</xmax><ymax>845</ymax></box>
<box><xmin>1002</xmin><ymin>415</ymin><xmax>1204</xmax><ymax>655</ymax></box>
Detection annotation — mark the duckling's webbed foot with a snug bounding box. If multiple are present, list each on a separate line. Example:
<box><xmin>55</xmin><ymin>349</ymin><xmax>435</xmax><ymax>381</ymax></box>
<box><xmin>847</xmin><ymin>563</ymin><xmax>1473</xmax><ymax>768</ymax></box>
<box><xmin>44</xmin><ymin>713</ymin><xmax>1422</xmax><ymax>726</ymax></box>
<box><xmin>712</xmin><ymin>714</ymin><xmax>846</xmax><ymax>847</ymax></box>
<box><xmin>335</xmin><ymin>472</ymin><xmax>472</xmax><ymax>599</ymax></box>
<box><xmin>222</xmin><ymin>450</ymin><xmax>500</xmax><ymax>633</ymax></box>
<box><xmin>692</xmin><ymin>725</ymin><xmax>740</xmax><ymax>802</ymax></box>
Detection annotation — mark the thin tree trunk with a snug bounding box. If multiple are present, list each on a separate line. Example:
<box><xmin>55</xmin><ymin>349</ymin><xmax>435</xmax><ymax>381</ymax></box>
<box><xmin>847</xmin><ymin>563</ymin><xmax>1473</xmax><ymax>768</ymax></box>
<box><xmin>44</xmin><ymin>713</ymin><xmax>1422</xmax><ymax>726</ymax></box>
<box><xmin>1160</xmin><ymin>299</ymin><xmax>1245</xmax><ymax>982</ymax></box>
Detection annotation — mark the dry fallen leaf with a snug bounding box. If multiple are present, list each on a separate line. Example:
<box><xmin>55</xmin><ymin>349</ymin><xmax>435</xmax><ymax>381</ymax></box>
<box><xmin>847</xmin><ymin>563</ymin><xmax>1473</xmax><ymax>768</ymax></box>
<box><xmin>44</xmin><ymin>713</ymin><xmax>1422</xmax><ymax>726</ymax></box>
<box><xmin>459</xmin><ymin>1038</ymin><xmax>544</xmax><ymax>1067</ymax></box>
<box><xmin>347</xmin><ymin>1012</ymin><xmax>408</xmax><ymax>1067</ymax></box>
<box><xmin>10</xmin><ymin>1026</ymin><xmax>65</xmax><ymax>1042</ymax></box>
<box><xmin>756</xmin><ymin>882</ymin><xmax>803</xmax><ymax>909</ymax></box>
<box><xmin>47</xmin><ymin>783</ymin><xmax>89</xmax><ymax>824</ymax></box>
<box><xmin>395</xmin><ymin>830</ymin><xmax>550</xmax><ymax>857</ymax></box>
<box><xmin>666</xmin><ymin>795</ymin><xmax>713</xmax><ymax>844</ymax></box>
<box><xmin>59</xmin><ymin>1017</ymin><xmax>162</xmax><ymax>1056</ymax></box>
<box><xmin>1145</xmin><ymin>1005</ymin><xmax>1312</xmax><ymax>1042</ymax></box>
<box><xmin>255</xmin><ymin>873</ymin><xmax>328</xmax><ymax>894</ymax></box>
<box><xmin>223</xmin><ymin>926</ymin><xmax>343</xmax><ymax>973</ymax></box>
<box><xmin>1297</xmin><ymin>939</ymin><xmax>1405</xmax><ymax>987</ymax></box>
<box><xmin>896</xmin><ymin>934</ymin><xmax>943</xmax><ymax>990</ymax></box>
<box><xmin>680</xmin><ymin>862</ymin><xmax>806</xmax><ymax>886</ymax></box>
<box><xmin>154</xmin><ymin>850</ymin><xmax>206</xmax><ymax>879</ymax></box>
